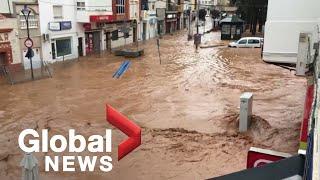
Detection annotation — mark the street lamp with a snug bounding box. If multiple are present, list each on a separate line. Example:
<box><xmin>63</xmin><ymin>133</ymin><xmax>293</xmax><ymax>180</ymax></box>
<box><xmin>21</xmin><ymin>5</ymin><xmax>34</xmax><ymax>80</ymax></box>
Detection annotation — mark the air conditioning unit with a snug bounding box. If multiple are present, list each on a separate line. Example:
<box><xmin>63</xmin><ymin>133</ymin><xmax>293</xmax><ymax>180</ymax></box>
<box><xmin>42</xmin><ymin>34</ymin><xmax>49</xmax><ymax>42</ymax></box>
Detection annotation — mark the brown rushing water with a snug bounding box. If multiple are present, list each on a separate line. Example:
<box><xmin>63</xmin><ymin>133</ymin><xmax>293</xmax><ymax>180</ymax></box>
<box><xmin>0</xmin><ymin>30</ymin><xmax>306</xmax><ymax>180</ymax></box>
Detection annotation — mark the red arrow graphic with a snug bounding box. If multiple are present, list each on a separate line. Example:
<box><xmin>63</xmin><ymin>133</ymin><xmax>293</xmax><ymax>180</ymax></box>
<box><xmin>106</xmin><ymin>105</ymin><xmax>141</xmax><ymax>161</ymax></box>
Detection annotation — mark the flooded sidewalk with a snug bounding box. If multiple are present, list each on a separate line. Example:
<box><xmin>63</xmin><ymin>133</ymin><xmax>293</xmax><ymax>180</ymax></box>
<box><xmin>0</xmin><ymin>30</ymin><xmax>306</xmax><ymax>179</ymax></box>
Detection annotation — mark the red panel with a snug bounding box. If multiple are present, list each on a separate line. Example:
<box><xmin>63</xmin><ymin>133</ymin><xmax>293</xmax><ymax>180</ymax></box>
<box><xmin>83</xmin><ymin>23</ymin><xmax>92</xmax><ymax>31</ymax></box>
<box><xmin>90</xmin><ymin>15</ymin><xmax>114</xmax><ymax>22</ymax></box>
<box><xmin>247</xmin><ymin>150</ymin><xmax>287</xmax><ymax>169</ymax></box>
<box><xmin>299</xmin><ymin>84</ymin><xmax>315</xmax><ymax>143</ymax></box>
<box><xmin>0</xmin><ymin>29</ymin><xmax>12</xmax><ymax>33</ymax></box>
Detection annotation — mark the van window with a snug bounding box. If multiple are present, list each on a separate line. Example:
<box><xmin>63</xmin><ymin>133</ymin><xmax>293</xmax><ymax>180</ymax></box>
<box><xmin>238</xmin><ymin>39</ymin><xmax>247</xmax><ymax>44</ymax></box>
<box><xmin>248</xmin><ymin>39</ymin><xmax>260</xmax><ymax>44</ymax></box>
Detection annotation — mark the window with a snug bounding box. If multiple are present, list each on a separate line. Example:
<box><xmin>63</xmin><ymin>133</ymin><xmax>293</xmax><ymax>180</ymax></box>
<box><xmin>221</xmin><ymin>25</ymin><xmax>230</xmax><ymax>35</ymax></box>
<box><xmin>116</xmin><ymin>0</ymin><xmax>125</xmax><ymax>14</ymax></box>
<box><xmin>77</xmin><ymin>2</ymin><xmax>85</xmax><ymax>11</ymax></box>
<box><xmin>238</xmin><ymin>39</ymin><xmax>247</xmax><ymax>44</ymax></box>
<box><xmin>53</xmin><ymin>5</ymin><xmax>63</xmax><ymax>19</ymax></box>
<box><xmin>20</xmin><ymin>12</ymin><xmax>38</xmax><ymax>29</ymax></box>
<box><xmin>248</xmin><ymin>39</ymin><xmax>260</xmax><ymax>44</ymax></box>
<box><xmin>56</xmin><ymin>38</ymin><xmax>72</xmax><ymax>57</ymax></box>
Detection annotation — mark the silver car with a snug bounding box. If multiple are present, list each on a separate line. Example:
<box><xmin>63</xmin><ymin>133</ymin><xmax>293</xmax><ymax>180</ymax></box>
<box><xmin>228</xmin><ymin>37</ymin><xmax>264</xmax><ymax>48</ymax></box>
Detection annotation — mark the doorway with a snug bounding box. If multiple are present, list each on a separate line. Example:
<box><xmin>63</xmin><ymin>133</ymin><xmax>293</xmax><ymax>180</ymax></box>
<box><xmin>78</xmin><ymin>37</ymin><xmax>83</xmax><ymax>56</ymax></box>
<box><xmin>92</xmin><ymin>32</ymin><xmax>101</xmax><ymax>53</ymax></box>
<box><xmin>105</xmin><ymin>32</ymin><xmax>111</xmax><ymax>51</ymax></box>
<box><xmin>133</xmin><ymin>27</ymin><xmax>137</xmax><ymax>42</ymax></box>
<box><xmin>142</xmin><ymin>23</ymin><xmax>147</xmax><ymax>41</ymax></box>
<box><xmin>0</xmin><ymin>53</ymin><xmax>6</xmax><ymax>65</ymax></box>
<box><xmin>51</xmin><ymin>43</ymin><xmax>56</xmax><ymax>60</ymax></box>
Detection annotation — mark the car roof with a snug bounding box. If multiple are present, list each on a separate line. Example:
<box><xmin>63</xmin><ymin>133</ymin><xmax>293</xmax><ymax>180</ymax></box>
<box><xmin>240</xmin><ymin>37</ymin><xmax>263</xmax><ymax>40</ymax></box>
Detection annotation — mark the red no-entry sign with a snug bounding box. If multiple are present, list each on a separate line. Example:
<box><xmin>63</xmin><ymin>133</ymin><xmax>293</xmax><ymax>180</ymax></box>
<box><xmin>24</xmin><ymin>38</ymin><xmax>33</xmax><ymax>48</ymax></box>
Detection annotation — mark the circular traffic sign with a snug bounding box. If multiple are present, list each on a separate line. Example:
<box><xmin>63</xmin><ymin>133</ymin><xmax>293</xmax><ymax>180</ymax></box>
<box><xmin>24</xmin><ymin>38</ymin><xmax>33</xmax><ymax>48</ymax></box>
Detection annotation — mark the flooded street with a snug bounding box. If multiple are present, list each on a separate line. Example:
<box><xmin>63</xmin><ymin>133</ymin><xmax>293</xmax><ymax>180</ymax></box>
<box><xmin>0</xmin><ymin>30</ymin><xmax>306</xmax><ymax>179</ymax></box>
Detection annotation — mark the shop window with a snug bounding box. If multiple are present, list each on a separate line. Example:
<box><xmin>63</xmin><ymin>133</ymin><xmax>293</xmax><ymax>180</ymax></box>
<box><xmin>53</xmin><ymin>5</ymin><xmax>63</xmax><ymax>19</ymax></box>
<box><xmin>221</xmin><ymin>25</ymin><xmax>230</xmax><ymax>35</ymax></box>
<box><xmin>116</xmin><ymin>0</ymin><xmax>125</xmax><ymax>14</ymax></box>
<box><xmin>56</xmin><ymin>38</ymin><xmax>72</xmax><ymax>57</ymax></box>
<box><xmin>20</xmin><ymin>12</ymin><xmax>38</xmax><ymax>29</ymax></box>
<box><xmin>77</xmin><ymin>1</ymin><xmax>85</xmax><ymax>11</ymax></box>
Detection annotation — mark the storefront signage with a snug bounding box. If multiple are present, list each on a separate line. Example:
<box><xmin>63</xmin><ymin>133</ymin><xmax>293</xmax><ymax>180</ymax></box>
<box><xmin>90</xmin><ymin>15</ymin><xmax>114</xmax><ymax>22</ymax></box>
<box><xmin>48</xmin><ymin>22</ymin><xmax>61</xmax><ymax>31</ymax></box>
<box><xmin>83</xmin><ymin>23</ymin><xmax>92</xmax><ymax>31</ymax></box>
<box><xmin>166</xmin><ymin>13</ymin><xmax>176</xmax><ymax>19</ymax></box>
<box><xmin>0</xmin><ymin>32</ymin><xmax>9</xmax><ymax>43</ymax></box>
<box><xmin>60</xmin><ymin>21</ymin><xmax>72</xmax><ymax>30</ymax></box>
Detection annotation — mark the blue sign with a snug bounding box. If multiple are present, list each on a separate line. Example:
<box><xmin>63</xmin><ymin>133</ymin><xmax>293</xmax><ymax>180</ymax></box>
<box><xmin>60</xmin><ymin>21</ymin><xmax>72</xmax><ymax>30</ymax></box>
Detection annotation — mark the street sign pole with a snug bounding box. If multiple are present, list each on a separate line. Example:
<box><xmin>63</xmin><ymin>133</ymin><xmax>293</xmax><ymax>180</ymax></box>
<box><xmin>22</xmin><ymin>5</ymin><xmax>34</xmax><ymax>80</ymax></box>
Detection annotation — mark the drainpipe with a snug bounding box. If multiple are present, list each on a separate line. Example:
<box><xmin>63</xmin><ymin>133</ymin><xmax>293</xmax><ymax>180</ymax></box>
<box><xmin>7</xmin><ymin>0</ymin><xmax>11</xmax><ymax>14</ymax></box>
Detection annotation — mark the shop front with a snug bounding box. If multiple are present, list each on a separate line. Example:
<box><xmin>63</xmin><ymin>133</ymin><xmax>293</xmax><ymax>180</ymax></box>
<box><xmin>85</xmin><ymin>30</ymin><xmax>102</xmax><ymax>54</ymax></box>
<box><xmin>47</xmin><ymin>21</ymin><xmax>78</xmax><ymax>61</ymax></box>
<box><xmin>82</xmin><ymin>21</ymin><xmax>103</xmax><ymax>55</ymax></box>
<box><xmin>0</xmin><ymin>30</ymin><xmax>13</xmax><ymax>66</ymax></box>
<box><xmin>165</xmin><ymin>12</ymin><xmax>177</xmax><ymax>34</ymax></box>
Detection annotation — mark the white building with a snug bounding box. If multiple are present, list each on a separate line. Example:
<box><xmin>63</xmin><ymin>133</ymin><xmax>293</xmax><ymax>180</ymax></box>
<box><xmin>263</xmin><ymin>0</ymin><xmax>320</xmax><ymax>64</ymax></box>
<box><xmin>141</xmin><ymin>0</ymin><xmax>158</xmax><ymax>41</ymax></box>
<box><xmin>39</xmin><ymin>0</ymin><xmax>84</xmax><ymax>63</ymax></box>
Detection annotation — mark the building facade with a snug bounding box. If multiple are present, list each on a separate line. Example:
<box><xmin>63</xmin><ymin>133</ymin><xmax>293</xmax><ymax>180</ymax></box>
<box><xmin>140</xmin><ymin>0</ymin><xmax>158</xmax><ymax>40</ymax></box>
<box><xmin>0</xmin><ymin>0</ymin><xmax>42</xmax><ymax>70</ymax></box>
<box><xmin>39</xmin><ymin>0</ymin><xmax>83</xmax><ymax>63</ymax></box>
<box><xmin>0</xmin><ymin>14</ymin><xmax>21</xmax><ymax>69</ymax></box>
<box><xmin>13</xmin><ymin>1</ymin><xmax>42</xmax><ymax>69</ymax></box>
<box><xmin>155</xmin><ymin>1</ymin><xmax>166</xmax><ymax>36</ymax></box>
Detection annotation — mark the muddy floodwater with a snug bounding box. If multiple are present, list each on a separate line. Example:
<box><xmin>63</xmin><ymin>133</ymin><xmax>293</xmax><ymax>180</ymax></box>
<box><xmin>0</xmin><ymin>30</ymin><xmax>306</xmax><ymax>180</ymax></box>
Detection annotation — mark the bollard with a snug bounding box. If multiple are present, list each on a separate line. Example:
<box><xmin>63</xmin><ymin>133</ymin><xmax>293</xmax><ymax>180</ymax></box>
<box><xmin>239</xmin><ymin>92</ymin><xmax>253</xmax><ymax>132</ymax></box>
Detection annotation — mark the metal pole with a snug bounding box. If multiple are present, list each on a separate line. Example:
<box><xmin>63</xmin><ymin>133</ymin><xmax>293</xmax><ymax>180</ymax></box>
<box><xmin>7</xmin><ymin>0</ymin><xmax>11</xmax><ymax>14</ymax></box>
<box><xmin>24</xmin><ymin>10</ymin><xmax>34</xmax><ymax>80</ymax></box>
<box><xmin>188</xmin><ymin>11</ymin><xmax>192</xmax><ymax>40</ymax></box>
<box><xmin>196</xmin><ymin>0</ymin><xmax>199</xmax><ymax>50</ymax></box>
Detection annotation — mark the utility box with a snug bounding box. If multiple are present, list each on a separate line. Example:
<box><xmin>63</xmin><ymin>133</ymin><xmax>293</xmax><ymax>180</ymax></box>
<box><xmin>239</xmin><ymin>92</ymin><xmax>253</xmax><ymax>132</ymax></box>
<box><xmin>296</xmin><ymin>32</ymin><xmax>311</xmax><ymax>76</ymax></box>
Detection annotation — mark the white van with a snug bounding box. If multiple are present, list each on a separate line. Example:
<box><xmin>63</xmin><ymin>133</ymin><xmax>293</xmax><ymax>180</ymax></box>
<box><xmin>228</xmin><ymin>37</ymin><xmax>264</xmax><ymax>48</ymax></box>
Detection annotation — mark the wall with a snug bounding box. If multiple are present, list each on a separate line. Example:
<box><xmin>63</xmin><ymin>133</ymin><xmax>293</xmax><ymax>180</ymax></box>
<box><xmin>0</xmin><ymin>17</ymin><xmax>21</xmax><ymax>65</ymax></box>
<box><xmin>0</xmin><ymin>0</ymin><xmax>36</xmax><ymax>14</ymax></box>
<box><xmin>13</xmin><ymin>2</ymin><xmax>43</xmax><ymax>69</ymax></box>
<box><xmin>76</xmin><ymin>0</ymin><xmax>112</xmax><ymax>23</ymax></box>
<box><xmin>263</xmin><ymin>0</ymin><xmax>320</xmax><ymax>64</ymax></box>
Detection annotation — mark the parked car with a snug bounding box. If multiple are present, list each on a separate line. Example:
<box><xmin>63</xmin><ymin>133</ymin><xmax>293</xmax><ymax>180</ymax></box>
<box><xmin>228</xmin><ymin>37</ymin><xmax>264</xmax><ymax>48</ymax></box>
